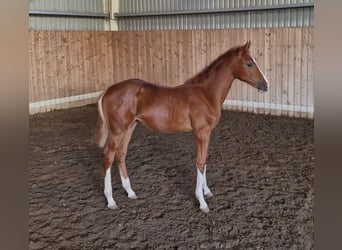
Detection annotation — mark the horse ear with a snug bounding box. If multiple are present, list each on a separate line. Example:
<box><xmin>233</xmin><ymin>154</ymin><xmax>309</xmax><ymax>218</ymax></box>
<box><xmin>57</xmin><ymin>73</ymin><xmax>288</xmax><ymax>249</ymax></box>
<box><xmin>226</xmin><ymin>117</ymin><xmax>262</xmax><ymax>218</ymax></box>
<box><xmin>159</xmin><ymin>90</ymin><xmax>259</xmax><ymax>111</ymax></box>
<box><xmin>239</xmin><ymin>40</ymin><xmax>251</xmax><ymax>57</ymax></box>
<box><xmin>244</xmin><ymin>40</ymin><xmax>251</xmax><ymax>51</ymax></box>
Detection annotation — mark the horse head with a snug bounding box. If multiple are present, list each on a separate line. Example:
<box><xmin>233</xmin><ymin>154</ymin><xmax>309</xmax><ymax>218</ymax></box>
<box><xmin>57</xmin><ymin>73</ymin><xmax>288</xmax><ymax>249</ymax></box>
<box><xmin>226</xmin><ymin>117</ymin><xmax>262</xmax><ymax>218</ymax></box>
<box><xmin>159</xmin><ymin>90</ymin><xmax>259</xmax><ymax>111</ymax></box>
<box><xmin>232</xmin><ymin>41</ymin><xmax>269</xmax><ymax>93</ymax></box>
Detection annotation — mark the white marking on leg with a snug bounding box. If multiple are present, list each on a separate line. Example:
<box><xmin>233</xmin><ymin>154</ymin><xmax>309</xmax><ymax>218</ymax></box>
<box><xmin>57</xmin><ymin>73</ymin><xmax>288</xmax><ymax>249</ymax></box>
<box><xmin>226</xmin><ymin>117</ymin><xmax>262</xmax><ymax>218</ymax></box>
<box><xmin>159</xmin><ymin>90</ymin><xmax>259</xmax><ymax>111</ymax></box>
<box><xmin>120</xmin><ymin>176</ymin><xmax>138</xmax><ymax>199</ymax></box>
<box><xmin>196</xmin><ymin>169</ymin><xmax>209</xmax><ymax>213</ymax></box>
<box><xmin>203</xmin><ymin>165</ymin><xmax>214</xmax><ymax>197</ymax></box>
<box><xmin>104</xmin><ymin>168</ymin><xmax>118</xmax><ymax>209</ymax></box>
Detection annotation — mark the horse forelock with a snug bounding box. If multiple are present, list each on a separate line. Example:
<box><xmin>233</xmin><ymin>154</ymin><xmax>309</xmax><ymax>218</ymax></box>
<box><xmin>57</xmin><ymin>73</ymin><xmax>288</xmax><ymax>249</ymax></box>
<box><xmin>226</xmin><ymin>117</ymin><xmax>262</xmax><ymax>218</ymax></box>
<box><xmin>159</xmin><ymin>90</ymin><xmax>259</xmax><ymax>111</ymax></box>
<box><xmin>184</xmin><ymin>46</ymin><xmax>241</xmax><ymax>85</ymax></box>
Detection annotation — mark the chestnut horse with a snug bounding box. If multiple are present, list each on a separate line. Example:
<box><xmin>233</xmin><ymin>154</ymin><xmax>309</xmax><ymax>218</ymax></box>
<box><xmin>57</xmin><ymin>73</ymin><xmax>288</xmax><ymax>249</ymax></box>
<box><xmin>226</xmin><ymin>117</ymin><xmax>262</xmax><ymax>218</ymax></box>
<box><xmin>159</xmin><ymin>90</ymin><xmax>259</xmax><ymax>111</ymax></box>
<box><xmin>96</xmin><ymin>41</ymin><xmax>269</xmax><ymax>213</ymax></box>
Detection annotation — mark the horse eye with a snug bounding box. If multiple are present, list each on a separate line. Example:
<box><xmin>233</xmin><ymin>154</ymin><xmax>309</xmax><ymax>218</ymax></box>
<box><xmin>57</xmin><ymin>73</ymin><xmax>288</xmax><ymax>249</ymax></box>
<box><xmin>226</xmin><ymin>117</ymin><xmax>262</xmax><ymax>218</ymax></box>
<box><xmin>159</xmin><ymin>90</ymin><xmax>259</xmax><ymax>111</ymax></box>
<box><xmin>246</xmin><ymin>62</ymin><xmax>253</xmax><ymax>68</ymax></box>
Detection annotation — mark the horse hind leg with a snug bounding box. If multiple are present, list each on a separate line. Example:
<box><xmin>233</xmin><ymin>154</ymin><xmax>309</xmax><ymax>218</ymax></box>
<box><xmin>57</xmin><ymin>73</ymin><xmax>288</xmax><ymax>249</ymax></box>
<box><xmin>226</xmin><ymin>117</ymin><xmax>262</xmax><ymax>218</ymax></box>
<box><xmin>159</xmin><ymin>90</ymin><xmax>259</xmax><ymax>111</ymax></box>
<box><xmin>103</xmin><ymin>133</ymin><xmax>123</xmax><ymax>209</ymax></box>
<box><xmin>116</xmin><ymin>122</ymin><xmax>138</xmax><ymax>199</ymax></box>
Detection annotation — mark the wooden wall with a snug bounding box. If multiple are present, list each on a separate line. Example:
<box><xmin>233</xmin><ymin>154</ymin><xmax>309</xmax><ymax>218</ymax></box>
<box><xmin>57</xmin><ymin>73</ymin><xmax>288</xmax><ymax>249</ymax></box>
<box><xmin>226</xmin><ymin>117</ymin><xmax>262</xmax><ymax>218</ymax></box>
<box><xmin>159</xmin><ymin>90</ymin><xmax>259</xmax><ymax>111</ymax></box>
<box><xmin>29</xmin><ymin>28</ymin><xmax>314</xmax><ymax>118</ymax></box>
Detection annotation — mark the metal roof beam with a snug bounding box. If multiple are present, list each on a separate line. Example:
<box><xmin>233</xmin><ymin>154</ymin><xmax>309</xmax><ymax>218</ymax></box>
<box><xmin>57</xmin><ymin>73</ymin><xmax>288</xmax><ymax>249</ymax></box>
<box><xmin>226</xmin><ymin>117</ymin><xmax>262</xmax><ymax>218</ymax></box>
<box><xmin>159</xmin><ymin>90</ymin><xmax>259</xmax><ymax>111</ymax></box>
<box><xmin>29</xmin><ymin>10</ymin><xmax>109</xmax><ymax>19</ymax></box>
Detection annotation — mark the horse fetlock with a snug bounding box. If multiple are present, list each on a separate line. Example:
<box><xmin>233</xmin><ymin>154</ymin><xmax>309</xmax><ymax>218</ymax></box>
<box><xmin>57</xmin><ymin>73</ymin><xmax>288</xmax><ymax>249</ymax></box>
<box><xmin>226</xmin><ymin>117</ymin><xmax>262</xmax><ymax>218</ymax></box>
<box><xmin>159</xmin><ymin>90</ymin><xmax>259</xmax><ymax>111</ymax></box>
<box><xmin>105</xmin><ymin>194</ymin><xmax>118</xmax><ymax>210</ymax></box>
<box><xmin>121</xmin><ymin>176</ymin><xmax>138</xmax><ymax>199</ymax></box>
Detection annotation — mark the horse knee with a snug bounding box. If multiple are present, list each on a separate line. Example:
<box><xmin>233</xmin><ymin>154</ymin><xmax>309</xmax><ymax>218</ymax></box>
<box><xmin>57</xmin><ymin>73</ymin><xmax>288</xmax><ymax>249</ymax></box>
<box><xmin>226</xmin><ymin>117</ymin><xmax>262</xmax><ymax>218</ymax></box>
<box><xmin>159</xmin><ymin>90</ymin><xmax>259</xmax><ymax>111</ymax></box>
<box><xmin>103</xmin><ymin>152</ymin><xmax>114</xmax><ymax>166</ymax></box>
<box><xmin>116</xmin><ymin>151</ymin><xmax>126</xmax><ymax>164</ymax></box>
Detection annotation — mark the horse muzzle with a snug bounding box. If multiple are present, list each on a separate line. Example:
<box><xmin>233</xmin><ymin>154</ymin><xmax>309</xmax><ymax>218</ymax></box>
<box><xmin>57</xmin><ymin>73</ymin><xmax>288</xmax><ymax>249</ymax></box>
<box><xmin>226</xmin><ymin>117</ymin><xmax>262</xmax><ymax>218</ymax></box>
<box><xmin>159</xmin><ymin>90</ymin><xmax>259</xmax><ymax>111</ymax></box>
<box><xmin>257</xmin><ymin>82</ymin><xmax>269</xmax><ymax>93</ymax></box>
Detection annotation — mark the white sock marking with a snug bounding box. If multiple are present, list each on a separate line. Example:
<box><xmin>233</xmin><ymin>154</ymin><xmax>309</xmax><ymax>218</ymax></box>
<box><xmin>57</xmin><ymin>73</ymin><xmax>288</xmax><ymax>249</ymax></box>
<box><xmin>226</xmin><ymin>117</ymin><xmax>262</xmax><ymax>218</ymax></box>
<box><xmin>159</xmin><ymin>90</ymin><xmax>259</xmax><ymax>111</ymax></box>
<box><xmin>196</xmin><ymin>169</ymin><xmax>209</xmax><ymax>213</ymax></box>
<box><xmin>104</xmin><ymin>168</ymin><xmax>117</xmax><ymax>209</ymax></box>
<box><xmin>120</xmin><ymin>176</ymin><xmax>138</xmax><ymax>199</ymax></box>
<box><xmin>202</xmin><ymin>165</ymin><xmax>213</xmax><ymax>197</ymax></box>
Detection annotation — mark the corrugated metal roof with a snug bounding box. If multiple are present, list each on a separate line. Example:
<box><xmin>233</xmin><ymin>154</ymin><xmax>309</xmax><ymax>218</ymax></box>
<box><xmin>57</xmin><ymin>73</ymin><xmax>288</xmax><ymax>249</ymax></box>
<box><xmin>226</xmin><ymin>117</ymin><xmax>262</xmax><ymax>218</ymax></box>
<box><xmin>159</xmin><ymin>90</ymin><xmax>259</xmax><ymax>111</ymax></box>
<box><xmin>29</xmin><ymin>0</ymin><xmax>104</xmax><ymax>13</ymax></box>
<box><xmin>29</xmin><ymin>16</ymin><xmax>106</xmax><ymax>31</ymax></box>
<box><xmin>117</xmin><ymin>0</ymin><xmax>314</xmax><ymax>30</ymax></box>
<box><xmin>29</xmin><ymin>0</ymin><xmax>108</xmax><ymax>30</ymax></box>
<box><xmin>28</xmin><ymin>0</ymin><xmax>314</xmax><ymax>31</ymax></box>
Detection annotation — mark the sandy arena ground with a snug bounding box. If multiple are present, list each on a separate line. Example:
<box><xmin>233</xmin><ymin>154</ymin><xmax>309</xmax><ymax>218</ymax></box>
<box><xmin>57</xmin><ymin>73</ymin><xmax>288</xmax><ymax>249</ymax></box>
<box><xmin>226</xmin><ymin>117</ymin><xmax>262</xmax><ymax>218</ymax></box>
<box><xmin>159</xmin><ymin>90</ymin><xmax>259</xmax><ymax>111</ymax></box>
<box><xmin>29</xmin><ymin>105</ymin><xmax>314</xmax><ymax>249</ymax></box>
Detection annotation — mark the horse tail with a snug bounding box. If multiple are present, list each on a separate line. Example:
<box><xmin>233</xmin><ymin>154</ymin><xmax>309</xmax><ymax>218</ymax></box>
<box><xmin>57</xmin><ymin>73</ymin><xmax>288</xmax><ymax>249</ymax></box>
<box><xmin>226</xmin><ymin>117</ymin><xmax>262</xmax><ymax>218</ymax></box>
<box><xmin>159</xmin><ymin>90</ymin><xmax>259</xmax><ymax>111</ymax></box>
<box><xmin>96</xmin><ymin>92</ymin><xmax>108</xmax><ymax>148</ymax></box>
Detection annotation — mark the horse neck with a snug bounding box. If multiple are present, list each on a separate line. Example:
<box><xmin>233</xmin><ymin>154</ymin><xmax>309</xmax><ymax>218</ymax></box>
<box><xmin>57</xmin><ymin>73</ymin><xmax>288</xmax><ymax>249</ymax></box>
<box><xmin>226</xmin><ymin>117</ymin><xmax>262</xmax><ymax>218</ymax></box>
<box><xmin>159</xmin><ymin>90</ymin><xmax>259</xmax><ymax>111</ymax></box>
<box><xmin>202</xmin><ymin>62</ymin><xmax>235</xmax><ymax>106</ymax></box>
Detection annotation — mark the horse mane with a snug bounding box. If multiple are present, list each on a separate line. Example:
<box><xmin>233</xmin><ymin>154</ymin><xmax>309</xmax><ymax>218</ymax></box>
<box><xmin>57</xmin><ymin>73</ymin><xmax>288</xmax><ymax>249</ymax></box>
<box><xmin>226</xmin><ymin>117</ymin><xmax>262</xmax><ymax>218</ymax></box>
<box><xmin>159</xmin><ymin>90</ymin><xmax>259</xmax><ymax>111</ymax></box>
<box><xmin>184</xmin><ymin>45</ymin><xmax>241</xmax><ymax>85</ymax></box>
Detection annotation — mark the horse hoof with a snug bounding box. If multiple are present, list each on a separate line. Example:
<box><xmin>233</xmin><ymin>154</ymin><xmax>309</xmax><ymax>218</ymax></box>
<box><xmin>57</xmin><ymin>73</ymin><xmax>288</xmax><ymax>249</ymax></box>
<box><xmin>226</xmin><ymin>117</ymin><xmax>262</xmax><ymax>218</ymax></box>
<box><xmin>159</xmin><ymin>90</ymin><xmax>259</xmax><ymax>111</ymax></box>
<box><xmin>204</xmin><ymin>191</ymin><xmax>214</xmax><ymax>197</ymax></box>
<box><xmin>107</xmin><ymin>203</ymin><xmax>118</xmax><ymax>210</ymax></box>
<box><xmin>200</xmin><ymin>206</ymin><xmax>210</xmax><ymax>213</ymax></box>
<box><xmin>128</xmin><ymin>193</ymin><xmax>138</xmax><ymax>199</ymax></box>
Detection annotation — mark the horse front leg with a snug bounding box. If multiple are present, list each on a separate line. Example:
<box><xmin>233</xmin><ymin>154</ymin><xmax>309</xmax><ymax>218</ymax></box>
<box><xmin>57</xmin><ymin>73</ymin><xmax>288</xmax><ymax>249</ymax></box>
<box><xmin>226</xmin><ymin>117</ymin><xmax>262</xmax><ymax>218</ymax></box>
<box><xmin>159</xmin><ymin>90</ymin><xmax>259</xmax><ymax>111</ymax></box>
<box><xmin>195</xmin><ymin>128</ymin><xmax>212</xmax><ymax>213</ymax></box>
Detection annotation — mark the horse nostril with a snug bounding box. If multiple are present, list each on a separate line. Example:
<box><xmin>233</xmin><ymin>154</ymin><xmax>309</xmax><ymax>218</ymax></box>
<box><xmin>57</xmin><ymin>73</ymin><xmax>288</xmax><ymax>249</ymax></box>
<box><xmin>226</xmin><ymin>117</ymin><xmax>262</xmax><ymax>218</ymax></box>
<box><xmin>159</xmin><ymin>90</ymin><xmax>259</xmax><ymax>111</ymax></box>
<box><xmin>257</xmin><ymin>83</ymin><xmax>268</xmax><ymax>92</ymax></box>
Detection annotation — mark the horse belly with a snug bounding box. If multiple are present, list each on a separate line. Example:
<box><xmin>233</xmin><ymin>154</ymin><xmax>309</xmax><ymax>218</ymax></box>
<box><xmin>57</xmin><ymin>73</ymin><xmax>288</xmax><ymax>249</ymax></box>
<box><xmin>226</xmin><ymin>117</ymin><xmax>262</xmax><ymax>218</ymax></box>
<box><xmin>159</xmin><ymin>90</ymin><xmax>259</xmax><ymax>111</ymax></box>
<box><xmin>137</xmin><ymin>108</ymin><xmax>192</xmax><ymax>133</ymax></box>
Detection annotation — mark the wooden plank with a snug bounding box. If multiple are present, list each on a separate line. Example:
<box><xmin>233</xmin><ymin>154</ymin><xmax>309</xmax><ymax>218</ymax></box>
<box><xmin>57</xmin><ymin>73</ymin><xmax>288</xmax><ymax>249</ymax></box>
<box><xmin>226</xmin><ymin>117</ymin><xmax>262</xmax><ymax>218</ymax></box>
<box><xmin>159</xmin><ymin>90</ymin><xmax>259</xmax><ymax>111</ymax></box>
<box><xmin>104</xmin><ymin>31</ymin><xmax>114</xmax><ymax>89</ymax></box>
<box><xmin>112</xmin><ymin>32</ymin><xmax>121</xmax><ymax>83</ymax></box>
<box><xmin>28</xmin><ymin>32</ymin><xmax>34</xmax><ymax>104</ymax></box>
<box><xmin>186</xmin><ymin>30</ymin><xmax>194</xmax><ymax>82</ymax></box>
<box><xmin>64</xmin><ymin>31</ymin><xmax>74</xmax><ymax>107</ymax></box>
<box><xmin>164</xmin><ymin>30</ymin><xmax>172</xmax><ymax>86</ymax></box>
<box><xmin>275</xmin><ymin>28</ymin><xmax>283</xmax><ymax>116</ymax></box>
<box><xmin>269</xmin><ymin>28</ymin><xmax>277</xmax><ymax>116</ymax></box>
<box><xmin>119</xmin><ymin>31</ymin><xmax>127</xmax><ymax>81</ymax></box>
<box><xmin>93</xmin><ymin>31</ymin><xmax>101</xmax><ymax>92</ymax></box>
<box><xmin>200</xmin><ymin>29</ymin><xmax>207</xmax><ymax>81</ymax></box>
<box><xmin>281</xmin><ymin>28</ymin><xmax>290</xmax><ymax>117</ymax></box>
<box><xmin>232</xmin><ymin>29</ymin><xmax>242</xmax><ymax>112</ymax></box>
<box><xmin>307</xmin><ymin>27</ymin><xmax>314</xmax><ymax>119</ymax></box>
<box><xmin>49</xmin><ymin>31</ymin><xmax>59</xmax><ymax>108</ymax></box>
<box><xmin>294</xmin><ymin>28</ymin><xmax>302</xmax><ymax>118</ymax></box>
<box><xmin>89</xmin><ymin>31</ymin><xmax>97</xmax><ymax>94</ymax></box>
<box><xmin>301</xmin><ymin>27</ymin><xmax>309</xmax><ymax>118</ymax></box>
<box><xmin>136</xmin><ymin>31</ymin><xmax>146</xmax><ymax>80</ymax></box>
<box><xmin>241</xmin><ymin>28</ymin><xmax>249</xmax><ymax>112</ymax></box>
<box><xmin>192</xmin><ymin>29</ymin><xmax>200</xmax><ymax>80</ymax></box>
<box><xmin>240</xmin><ymin>28</ymin><xmax>248</xmax><ymax>112</ymax></box>
<box><xmin>256</xmin><ymin>28</ymin><xmax>266</xmax><ymax>115</ymax></box>
<box><xmin>81</xmin><ymin>32</ymin><xmax>90</xmax><ymax>99</ymax></box>
<box><xmin>248</xmin><ymin>27</ymin><xmax>256</xmax><ymax>114</ymax></box>
<box><xmin>176</xmin><ymin>30</ymin><xmax>185</xmax><ymax>84</ymax></box>
<box><xmin>264</xmin><ymin>28</ymin><xmax>272</xmax><ymax>116</ymax></box>
<box><xmin>289</xmin><ymin>28</ymin><xmax>296</xmax><ymax>116</ymax></box>
<box><xmin>129</xmin><ymin>31</ymin><xmax>137</xmax><ymax>78</ymax></box>
<box><xmin>182</xmin><ymin>30</ymin><xmax>191</xmax><ymax>82</ymax></box>
<box><xmin>152</xmin><ymin>30</ymin><xmax>163</xmax><ymax>84</ymax></box>
<box><xmin>29</xmin><ymin>31</ymin><xmax>40</xmax><ymax>104</ymax></box>
<box><xmin>42</xmin><ymin>31</ymin><xmax>52</xmax><ymax>111</ymax></box>
<box><xmin>32</xmin><ymin>31</ymin><xmax>41</xmax><ymax>104</ymax></box>
<box><xmin>36</xmin><ymin>31</ymin><xmax>45</xmax><ymax>107</ymax></box>
<box><xmin>228</xmin><ymin>29</ymin><xmax>238</xmax><ymax>111</ymax></box>
<box><xmin>258</xmin><ymin>28</ymin><xmax>268</xmax><ymax>115</ymax></box>
<box><xmin>68</xmin><ymin>31</ymin><xmax>80</xmax><ymax>105</ymax></box>
<box><xmin>205</xmin><ymin>29</ymin><xmax>213</xmax><ymax>76</ymax></box>
<box><xmin>75</xmin><ymin>31</ymin><xmax>87</xmax><ymax>104</ymax></box>
<box><xmin>144</xmin><ymin>31</ymin><xmax>153</xmax><ymax>82</ymax></box>
<box><xmin>172</xmin><ymin>30</ymin><xmax>182</xmax><ymax>85</ymax></box>
<box><xmin>171</xmin><ymin>30</ymin><xmax>177</xmax><ymax>85</ymax></box>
